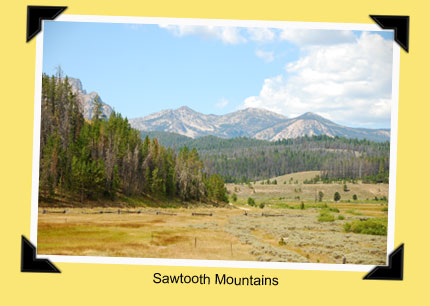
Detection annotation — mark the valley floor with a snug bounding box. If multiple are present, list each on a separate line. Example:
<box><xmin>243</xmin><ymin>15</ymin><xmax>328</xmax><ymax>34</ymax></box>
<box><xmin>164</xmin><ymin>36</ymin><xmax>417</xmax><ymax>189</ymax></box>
<box><xmin>37</xmin><ymin>203</ymin><xmax>387</xmax><ymax>265</ymax></box>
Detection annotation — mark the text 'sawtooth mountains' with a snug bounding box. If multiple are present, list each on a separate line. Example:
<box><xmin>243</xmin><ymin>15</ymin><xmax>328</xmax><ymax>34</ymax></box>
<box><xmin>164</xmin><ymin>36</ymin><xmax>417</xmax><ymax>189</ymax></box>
<box><xmin>67</xmin><ymin>77</ymin><xmax>390</xmax><ymax>142</ymax></box>
<box><xmin>129</xmin><ymin>106</ymin><xmax>390</xmax><ymax>142</ymax></box>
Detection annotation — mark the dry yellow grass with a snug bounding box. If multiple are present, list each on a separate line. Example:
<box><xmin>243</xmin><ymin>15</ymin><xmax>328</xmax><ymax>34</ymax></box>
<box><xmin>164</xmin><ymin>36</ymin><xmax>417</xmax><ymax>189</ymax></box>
<box><xmin>37</xmin><ymin>202</ymin><xmax>387</xmax><ymax>265</ymax></box>
<box><xmin>257</xmin><ymin>171</ymin><xmax>322</xmax><ymax>184</ymax></box>
<box><xmin>37</xmin><ymin>208</ymin><xmax>255</xmax><ymax>260</ymax></box>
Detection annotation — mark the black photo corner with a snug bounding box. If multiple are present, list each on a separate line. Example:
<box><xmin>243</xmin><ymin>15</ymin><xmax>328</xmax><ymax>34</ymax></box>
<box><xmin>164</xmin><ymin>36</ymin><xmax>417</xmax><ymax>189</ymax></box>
<box><xmin>21</xmin><ymin>236</ymin><xmax>60</xmax><ymax>273</ymax></box>
<box><xmin>369</xmin><ymin>15</ymin><xmax>410</xmax><ymax>52</ymax></box>
<box><xmin>363</xmin><ymin>244</ymin><xmax>404</xmax><ymax>280</ymax></box>
<box><xmin>23</xmin><ymin>7</ymin><xmax>407</xmax><ymax>279</ymax></box>
<box><xmin>26</xmin><ymin>6</ymin><xmax>67</xmax><ymax>42</ymax></box>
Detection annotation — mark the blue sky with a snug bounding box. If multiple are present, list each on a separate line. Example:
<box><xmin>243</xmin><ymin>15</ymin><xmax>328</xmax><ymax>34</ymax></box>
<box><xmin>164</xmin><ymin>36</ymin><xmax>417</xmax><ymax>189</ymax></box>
<box><xmin>42</xmin><ymin>21</ymin><xmax>394</xmax><ymax>128</ymax></box>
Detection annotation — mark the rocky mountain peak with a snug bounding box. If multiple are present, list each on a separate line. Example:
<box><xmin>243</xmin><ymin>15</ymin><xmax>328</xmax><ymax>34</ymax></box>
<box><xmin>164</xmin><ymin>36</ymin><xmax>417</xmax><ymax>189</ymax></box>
<box><xmin>64</xmin><ymin>77</ymin><xmax>113</xmax><ymax>120</ymax></box>
<box><xmin>297</xmin><ymin>112</ymin><xmax>326</xmax><ymax>120</ymax></box>
<box><xmin>177</xmin><ymin>105</ymin><xmax>194</xmax><ymax>112</ymax></box>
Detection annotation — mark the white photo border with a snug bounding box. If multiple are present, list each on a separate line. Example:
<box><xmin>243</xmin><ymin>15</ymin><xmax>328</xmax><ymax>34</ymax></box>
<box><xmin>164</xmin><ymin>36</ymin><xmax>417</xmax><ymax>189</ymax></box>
<box><xmin>30</xmin><ymin>14</ymin><xmax>401</xmax><ymax>272</ymax></box>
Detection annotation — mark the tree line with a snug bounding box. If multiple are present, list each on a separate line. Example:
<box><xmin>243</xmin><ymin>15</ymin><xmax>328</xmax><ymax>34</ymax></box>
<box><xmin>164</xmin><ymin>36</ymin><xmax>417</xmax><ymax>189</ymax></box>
<box><xmin>196</xmin><ymin>136</ymin><xmax>390</xmax><ymax>183</ymax></box>
<box><xmin>140</xmin><ymin>131</ymin><xmax>390</xmax><ymax>184</ymax></box>
<box><xmin>39</xmin><ymin>74</ymin><xmax>227</xmax><ymax>204</ymax></box>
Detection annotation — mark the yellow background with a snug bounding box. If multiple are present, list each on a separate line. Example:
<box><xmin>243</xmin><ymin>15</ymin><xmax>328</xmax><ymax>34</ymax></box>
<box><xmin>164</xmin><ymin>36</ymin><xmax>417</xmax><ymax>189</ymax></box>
<box><xmin>1</xmin><ymin>1</ymin><xmax>428</xmax><ymax>305</ymax></box>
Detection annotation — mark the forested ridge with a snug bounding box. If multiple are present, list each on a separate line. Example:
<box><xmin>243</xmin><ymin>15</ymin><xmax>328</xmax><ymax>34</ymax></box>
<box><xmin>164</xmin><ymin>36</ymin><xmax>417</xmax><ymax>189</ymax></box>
<box><xmin>200</xmin><ymin>136</ymin><xmax>390</xmax><ymax>183</ymax></box>
<box><xmin>141</xmin><ymin>131</ymin><xmax>390</xmax><ymax>184</ymax></box>
<box><xmin>39</xmin><ymin>75</ymin><xmax>227</xmax><ymax>204</ymax></box>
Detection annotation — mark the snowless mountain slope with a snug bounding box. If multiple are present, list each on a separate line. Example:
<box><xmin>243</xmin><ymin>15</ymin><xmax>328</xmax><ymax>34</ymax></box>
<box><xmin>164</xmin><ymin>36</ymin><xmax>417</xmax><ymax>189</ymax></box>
<box><xmin>130</xmin><ymin>108</ymin><xmax>390</xmax><ymax>142</ymax></box>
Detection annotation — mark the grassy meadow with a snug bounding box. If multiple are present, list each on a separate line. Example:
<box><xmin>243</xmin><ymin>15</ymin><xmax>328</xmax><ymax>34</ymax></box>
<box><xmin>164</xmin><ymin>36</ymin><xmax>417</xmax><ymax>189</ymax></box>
<box><xmin>38</xmin><ymin>172</ymin><xmax>389</xmax><ymax>265</ymax></box>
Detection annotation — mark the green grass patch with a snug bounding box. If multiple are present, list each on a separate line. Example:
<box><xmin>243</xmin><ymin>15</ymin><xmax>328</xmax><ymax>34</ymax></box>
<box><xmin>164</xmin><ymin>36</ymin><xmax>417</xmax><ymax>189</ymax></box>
<box><xmin>324</xmin><ymin>207</ymin><xmax>339</xmax><ymax>213</ymax></box>
<box><xmin>318</xmin><ymin>211</ymin><xmax>335</xmax><ymax>222</ymax></box>
<box><xmin>345</xmin><ymin>209</ymin><xmax>362</xmax><ymax>216</ymax></box>
<box><xmin>344</xmin><ymin>218</ymin><xmax>387</xmax><ymax>235</ymax></box>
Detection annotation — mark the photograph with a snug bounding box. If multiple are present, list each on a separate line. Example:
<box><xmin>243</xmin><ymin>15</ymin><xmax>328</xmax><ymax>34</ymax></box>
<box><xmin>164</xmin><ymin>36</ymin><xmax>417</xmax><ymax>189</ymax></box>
<box><xmin>34</xmin><ymin>17</ymin><xmax>397</xmax><ymax>267</ymax></box>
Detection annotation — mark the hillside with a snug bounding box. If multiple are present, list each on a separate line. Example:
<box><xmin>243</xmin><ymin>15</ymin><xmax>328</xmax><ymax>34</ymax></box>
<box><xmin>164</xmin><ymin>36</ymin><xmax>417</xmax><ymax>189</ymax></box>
<box><xmin>226</xmin><ymin>170</ymin><xmax>388</xmax><ymax>204</ymax></box>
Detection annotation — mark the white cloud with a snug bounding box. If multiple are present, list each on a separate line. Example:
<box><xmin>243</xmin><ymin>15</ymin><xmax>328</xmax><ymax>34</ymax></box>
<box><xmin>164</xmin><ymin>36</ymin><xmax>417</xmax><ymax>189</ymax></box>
<box><xmin>242</xmin><ymin>32</ymin><xmax>393</xmax><ymax>128</ymax></box>
<box><xmin>216</xmin><ymin>98</ymin><xmax>229</xmax><ymax>109</ymax></box>
<box><xmin>279</xmin><ymin>29</ymin><xmax>356</xmax><ymax>46</ymax></box>
<box><xmin>159</xmin><ymin>25</ymin><xmax>279</xmax><ymax>45</ymax></box>
<box><xmin>247</xmin><ymin>28</ymin><xmax>276</xmax><ymax>43</ymax></box>
<box><xmin>255</xmin><ymin>50</ymin><xmax>275</xmax><ymax>62</ymax></box>
<box><xmin>159</xmin><ymin>24</ymin><xmax>246</xmax><ymax>44</ymax></box>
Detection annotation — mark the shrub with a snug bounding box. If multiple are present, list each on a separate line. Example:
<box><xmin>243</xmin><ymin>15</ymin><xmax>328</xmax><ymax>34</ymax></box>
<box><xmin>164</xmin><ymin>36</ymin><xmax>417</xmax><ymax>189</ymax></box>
<box><xmin>338</xmin><ymin>215</ymin><xmax>345</xmax><ymax>220</ymax></box>
<box><xmin>247</xmin><ymin>197</ymin><xmax>256</xmax><ymax>206</ymax></box>
<box><xmin>344</xmin><ymin>218</ymin><xmax>387</xmax><ymax>235</ymax></box>
<box><xmin>318</xmin><ymin>211</ymin><xmax>335</xmax><ymax>222</ymax></box>
<box><xmin>381</xmin><ymin>206</ymin><xmax>388</xmax><ymax>212</ymax></box>
<box><xmin>327</xmin><ymin>207</ymin><xmax>339</xmax><ymax>213</ymax></box>
<box><xmin>231</xmin><ymin>193</ymin><xmax>237</xmax><ymax>202</ymax></box>
<box><xmin>334</xmin><ymin>192</ymin><xmax>341</xmax><ymax>202</ymax></box>
<box><xmin>259</xmin><ymin>203</ymin><xmax>265</xmax><ymax>209</ymax></box>
<box><xmin>352</xmin><ymin>194</ymin><xmax>358</xmax><ymax>201</ymax></box>
<box><xmin>318</xmin><ymin>191</ymin><xmax>324</xmax><ymax>202</ymax></box>
<box><xmin>343</xmin><ymin>184</ymin><xmax>349</xmax><ymax>192</ymax></box>
<box><xmin>278</xmin><ymin>238</ymin><xmax>286</xmax><ymax>246</ymax></box>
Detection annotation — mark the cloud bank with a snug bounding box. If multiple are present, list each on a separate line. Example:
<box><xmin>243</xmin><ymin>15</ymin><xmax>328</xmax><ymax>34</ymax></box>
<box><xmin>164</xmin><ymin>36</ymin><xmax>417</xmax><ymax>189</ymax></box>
<box><xmin>242</xmin><ymin>32</ymin><xmax>393</xmax><ymax>128</ymax></box>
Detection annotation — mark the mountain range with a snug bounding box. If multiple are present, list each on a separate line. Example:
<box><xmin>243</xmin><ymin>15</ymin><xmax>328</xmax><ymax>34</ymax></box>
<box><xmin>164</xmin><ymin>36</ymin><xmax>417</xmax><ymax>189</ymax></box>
<box><xmin>129</xmin><ymin>106</ymin><xmax>390</xmax><ymax>142</ymax></box>
<box><xmin>67</xmin><ymin>77</ymin><xmax>390</xmax><ymax>142</ymax></box>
